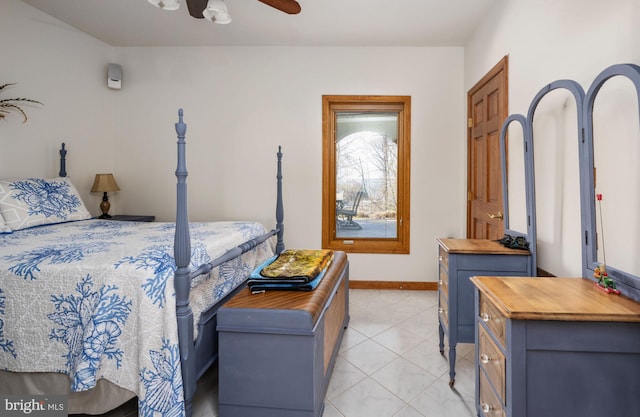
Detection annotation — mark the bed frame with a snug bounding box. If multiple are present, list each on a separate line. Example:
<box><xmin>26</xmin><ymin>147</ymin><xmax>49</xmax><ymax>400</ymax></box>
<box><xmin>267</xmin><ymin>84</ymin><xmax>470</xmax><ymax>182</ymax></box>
<box><xmin>58</xmin><ymin>109</ymin><xmax>285</xmax><ymax>417</ymax></box>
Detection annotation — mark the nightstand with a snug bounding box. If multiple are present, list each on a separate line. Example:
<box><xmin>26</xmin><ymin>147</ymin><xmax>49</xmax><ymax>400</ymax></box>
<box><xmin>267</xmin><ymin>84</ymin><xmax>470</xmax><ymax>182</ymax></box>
<box><xmin>106</xmin><ymin>215</ymin><xmax>155</xmax><ymax>222</ymax></box>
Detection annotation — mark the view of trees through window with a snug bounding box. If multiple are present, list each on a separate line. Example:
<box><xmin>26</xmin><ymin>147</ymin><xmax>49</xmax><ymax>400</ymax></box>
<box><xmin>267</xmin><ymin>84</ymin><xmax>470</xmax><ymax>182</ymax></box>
<box><xmin>322</xmin><ymin>95</ymin><xmax>410</xmax><ymax>254</ymax></box>
<box><xmin>336</xmin><ymin>115</ymin><xmax>398</xmax><ymax>238</ymax></box>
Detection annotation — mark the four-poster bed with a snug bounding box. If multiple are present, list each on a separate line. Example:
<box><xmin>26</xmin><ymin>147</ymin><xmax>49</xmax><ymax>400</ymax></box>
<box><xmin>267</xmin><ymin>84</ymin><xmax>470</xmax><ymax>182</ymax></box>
<box><xmin>0</xmin><ymin>109</ymin><xmax>285</xmax><ymax>417</ymax></box>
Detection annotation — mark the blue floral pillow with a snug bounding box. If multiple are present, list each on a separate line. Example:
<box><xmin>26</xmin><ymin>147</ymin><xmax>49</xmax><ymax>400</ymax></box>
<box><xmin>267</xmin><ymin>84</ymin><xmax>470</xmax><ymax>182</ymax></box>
<box><xmin>0</xmin><ymin>177</ymin><xmax>91</xmax><ymax>231</ymax></box>
<box><xmin>0</xmin><ymin>212</ymin><xmax>11</xmax><ymax>234</ymax></box>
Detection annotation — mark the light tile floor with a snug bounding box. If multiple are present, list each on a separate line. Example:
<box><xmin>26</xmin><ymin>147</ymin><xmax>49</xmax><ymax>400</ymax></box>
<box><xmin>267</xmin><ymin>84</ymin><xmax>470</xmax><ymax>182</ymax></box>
<box><xmin>76</xmin><ymin>289</ymin><xmax>477</xmax><ymax>417</ymax></box>
<box><xmin>323</xmin><ymin>289</ymin><xmax>476</xmax><ymax>417</ymax></box>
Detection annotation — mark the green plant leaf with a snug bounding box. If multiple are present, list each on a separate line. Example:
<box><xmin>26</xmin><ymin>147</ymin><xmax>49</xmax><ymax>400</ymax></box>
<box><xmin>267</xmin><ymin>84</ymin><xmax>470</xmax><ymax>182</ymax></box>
<box><xmin>0</xmin><ymin>83</ymin><xmax>43</xmax><ymax>123</ymax></box>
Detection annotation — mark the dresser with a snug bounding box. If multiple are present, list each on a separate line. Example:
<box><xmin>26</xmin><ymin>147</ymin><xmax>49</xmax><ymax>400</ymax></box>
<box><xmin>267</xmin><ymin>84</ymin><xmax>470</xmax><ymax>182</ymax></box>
<box><xmin>471</xmin><ymin>276</ymin><xmax>640</xmax><ymax>417</ymax></box>
<box><xmin>217</xmin><ymin>251</ymin><xmax>349</xmax><ymax>417</ymax></box>
<box><xmin>436</xmin><ymin>238</ymin><xmax>531</xmax><ymax>386</ymax></box>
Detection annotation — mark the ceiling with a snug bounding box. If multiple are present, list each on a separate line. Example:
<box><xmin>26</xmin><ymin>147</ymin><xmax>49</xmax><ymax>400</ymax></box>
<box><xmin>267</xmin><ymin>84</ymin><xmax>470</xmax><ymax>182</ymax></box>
<box><xmin>20</xmin><ymin>0</ymin><xmax>498</xmax><ymax>47</ymax></box>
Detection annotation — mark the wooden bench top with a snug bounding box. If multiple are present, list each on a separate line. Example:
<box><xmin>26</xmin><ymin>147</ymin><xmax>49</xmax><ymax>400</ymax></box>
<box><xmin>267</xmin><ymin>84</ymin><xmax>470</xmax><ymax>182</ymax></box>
<box><xmin>222</xmin><ymin>251</ymin><xmax>348</xmax><ymax>327</ymax></box>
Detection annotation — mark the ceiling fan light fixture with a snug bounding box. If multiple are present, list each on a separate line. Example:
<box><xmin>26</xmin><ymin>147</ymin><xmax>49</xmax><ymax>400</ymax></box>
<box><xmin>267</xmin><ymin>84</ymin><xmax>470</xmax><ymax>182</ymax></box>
<box><xmin>147</xmin><ymin>0</ymin><xmax>180</xmax><ymax>11</ymax></box>
<box><xmin>203</xmin><ymin>0</ymin><xmax>232</xmax><ymax>24</ymax></box>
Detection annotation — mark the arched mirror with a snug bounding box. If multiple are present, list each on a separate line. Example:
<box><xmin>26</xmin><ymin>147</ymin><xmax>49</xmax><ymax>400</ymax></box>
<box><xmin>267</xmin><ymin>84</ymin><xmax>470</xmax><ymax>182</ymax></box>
<box><xmin>499</xmin><ymin>114</ymin><xmax>535</xmax><ymax>273</ymax></box>
<box><xmin>527</xmin><ymin>80</ymin><xmax>585</xmax><ymax>277</ymax></box>
<box><xmin>582</xmin><ymin>63</ymin><xmax>640</xmax><ymax>301</ymax></box>
<box><xmin>501</xmin><ymin>115</ymin><xmax>528</xmax><ymax>235</ymax></box>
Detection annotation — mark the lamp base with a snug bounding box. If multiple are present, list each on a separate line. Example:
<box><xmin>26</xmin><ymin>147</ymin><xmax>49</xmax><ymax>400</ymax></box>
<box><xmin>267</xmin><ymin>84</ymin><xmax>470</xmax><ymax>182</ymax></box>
<box><xmin>99</xmin><ymin>193</ymin><xmax>112</xmax><ymax>219</ymax></box>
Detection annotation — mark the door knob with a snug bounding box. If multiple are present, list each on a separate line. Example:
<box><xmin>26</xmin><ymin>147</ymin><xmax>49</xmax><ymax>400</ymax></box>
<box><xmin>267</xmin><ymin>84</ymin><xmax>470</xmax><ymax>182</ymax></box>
<box><xmin>487</xmin><ymin>211</ymin><xmax>504</xmax><ymax>220</ymax></box>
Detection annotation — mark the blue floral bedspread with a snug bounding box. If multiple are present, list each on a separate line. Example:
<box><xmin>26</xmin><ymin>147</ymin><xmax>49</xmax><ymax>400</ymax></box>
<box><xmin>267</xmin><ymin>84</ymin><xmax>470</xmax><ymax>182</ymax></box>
<box><xmin>0</xmin><ymin>219</ymin><xmax>274</xmax><ymax>417</ymax></box>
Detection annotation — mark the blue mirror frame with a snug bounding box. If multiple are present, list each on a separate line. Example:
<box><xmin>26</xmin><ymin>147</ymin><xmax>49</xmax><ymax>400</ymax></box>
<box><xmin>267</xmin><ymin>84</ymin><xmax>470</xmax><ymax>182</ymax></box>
<box><xmin>582</xmin><ymin>63</ymin><xmax>640</xmax><ymax>302</ymax></box>
<box><xmin>499</xmin><ymin>114</ymin><xmax>536</xmax><ymax>274</ymax></box>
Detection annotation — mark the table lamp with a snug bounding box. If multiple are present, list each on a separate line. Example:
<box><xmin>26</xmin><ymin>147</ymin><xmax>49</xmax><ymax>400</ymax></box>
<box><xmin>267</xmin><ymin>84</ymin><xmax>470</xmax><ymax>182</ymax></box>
<box><xmin>90</xmin><ymin>173</ymin><xmax>120</xmax><ymax>218</ymax></box>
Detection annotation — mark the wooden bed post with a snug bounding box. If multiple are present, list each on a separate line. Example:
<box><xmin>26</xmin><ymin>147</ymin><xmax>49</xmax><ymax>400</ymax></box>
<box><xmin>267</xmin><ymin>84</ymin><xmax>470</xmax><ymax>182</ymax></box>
<box><xmin>59</xmin><ymin>143</ymin><xmax>67</xmax><ymax>177</ymax></box>
<box><xmin>172</xmin><ymin>111</ymin><xmax>285</xmax><ymax>417</ymax></box>
<box><xmin>276</xmin><ymin>145</ymin><xmax>285</xmax><ymax>254</ymax></box>
<box><xmin>173</xmin><ymin>109</ymin><xmax>196</xmax><ymax>417</ymax></box>
<box><xmin>50</xmin><ymin>120</ymin><xmax>283</xmax><ymax>417</ymax></box>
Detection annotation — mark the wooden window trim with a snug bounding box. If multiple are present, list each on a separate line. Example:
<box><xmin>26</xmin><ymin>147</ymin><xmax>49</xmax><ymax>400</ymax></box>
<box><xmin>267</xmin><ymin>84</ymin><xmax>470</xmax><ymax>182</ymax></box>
<box><xmin>322</xmin><ymin>95</ymin><xmax>411</xmax><ymax>254</ymax></box>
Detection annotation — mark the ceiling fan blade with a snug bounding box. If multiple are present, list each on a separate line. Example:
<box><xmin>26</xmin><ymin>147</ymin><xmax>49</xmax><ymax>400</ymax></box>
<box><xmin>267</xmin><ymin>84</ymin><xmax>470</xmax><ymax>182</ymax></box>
<box><xmin>186</xmin><ymin>0</ymin><xmax>208</xmax><ymax>18</ymax></box>
<box><xmin>257</xmin><ymin>0</ymin><xmax>301</xmax><ymax>14</ymax></box>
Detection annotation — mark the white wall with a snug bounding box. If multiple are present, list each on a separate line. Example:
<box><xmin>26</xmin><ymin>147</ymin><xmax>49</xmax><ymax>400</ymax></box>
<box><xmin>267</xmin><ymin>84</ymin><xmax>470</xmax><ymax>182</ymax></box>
<box><xmin>3</xmin><ymin>0</ymin><xmax>467</xmax><ymax>283</ymax></box>
<box><xmin>465</xmin><ymin>0</ymin><xmax>640</xmax><ymax>276</ymax></box>
<box><xmin>1</xmin><ymin>0</ymin><xmax>115</xmax><ymax>214</ymax></box>
<box><xmin>112</xmin><ymin>46</ymin><xmax>466</xmax><ymax>282</ymax></box>
<box><xmin>10</xmin><ymin>0</ymin><xmax>640</xmax><ymax>282</ymax></box>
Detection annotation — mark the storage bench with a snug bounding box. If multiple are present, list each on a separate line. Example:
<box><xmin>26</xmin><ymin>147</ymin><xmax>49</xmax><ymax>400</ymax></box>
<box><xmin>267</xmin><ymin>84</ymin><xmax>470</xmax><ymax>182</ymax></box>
<box><xmin>217</xmin><ymin>251</ymin><xmax>349</xmax><ymax>417</ymax></box>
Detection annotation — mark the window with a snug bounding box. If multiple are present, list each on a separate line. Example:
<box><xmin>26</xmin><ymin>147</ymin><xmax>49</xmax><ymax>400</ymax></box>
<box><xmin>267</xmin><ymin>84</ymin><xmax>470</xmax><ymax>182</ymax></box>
<box><xmin>322</xmin><ymin>95</ymin><xmax>410</xmax><ymax>254</ymax></box>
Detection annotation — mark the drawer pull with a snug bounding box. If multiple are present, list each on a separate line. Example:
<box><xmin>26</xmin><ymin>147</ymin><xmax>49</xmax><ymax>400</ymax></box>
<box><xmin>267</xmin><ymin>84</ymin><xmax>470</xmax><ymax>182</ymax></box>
<box><xmin>480</xmin><ymin>353</ymin><xmax>492</xmax><ymax>364</ymax></box>
<box><xmin>439</xmin><ymin>280</ymin><xmax>444</xmax><ymax>285</ymax></box>
<box><xmin>438</xmin><ymin>256</ymin><xmax>443</xmax><ymax>262</ymax></box>
<box><xmin>481</xmin><ymin>403</ymin><xmax>493</xmax><ymax>413</ymax></box>
<box><xmin>481</xmin><ymin>313</ymin><xmax>491</xmax><ymax>322</ymax></box>
<box><xmin>438</xmin><ymin>307</ymin><xmax>444</xmax><ymax>314</ymax></box>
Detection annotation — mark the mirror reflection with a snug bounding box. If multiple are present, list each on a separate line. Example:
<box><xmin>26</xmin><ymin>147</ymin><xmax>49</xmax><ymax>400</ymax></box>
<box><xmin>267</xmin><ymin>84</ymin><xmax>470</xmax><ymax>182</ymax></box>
<box><xmin>591</xmin><ymin>78</ymin><xmax>640</xmax><ymax>276</ymax></box>
<box><xmin>504</xmin><ymin>122</ymin><xmax>528</xmax><ymax>234</ymax></box>
<box><xmin>531</xmin><ymin>89</ymin><xmax>582</xmax><ymax>277</ymax></box>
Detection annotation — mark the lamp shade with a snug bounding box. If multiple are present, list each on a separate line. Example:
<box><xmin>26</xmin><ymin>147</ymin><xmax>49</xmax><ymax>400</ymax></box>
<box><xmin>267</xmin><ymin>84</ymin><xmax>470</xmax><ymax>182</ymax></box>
<box><xmin>91</xmin><ymin>174</ymin><xmax>120</xmax><ymax>193</ymax></box>
<box><xmin>203</xmin><ymin>0</ymin><xmax>232</xmax><ymax>24</ymax></box>
<box><xmin>147</xmin><ymin>0</ymin><xmax>180</xmax><ymax>11</ymax></box>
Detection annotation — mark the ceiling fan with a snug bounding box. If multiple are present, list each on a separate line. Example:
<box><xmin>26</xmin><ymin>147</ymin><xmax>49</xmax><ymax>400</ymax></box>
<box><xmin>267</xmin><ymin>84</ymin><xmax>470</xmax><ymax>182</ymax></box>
<box><xmin>148</xmin><ymin>0</ymin><xmax>301</xmax><ymax>24</ymax></box>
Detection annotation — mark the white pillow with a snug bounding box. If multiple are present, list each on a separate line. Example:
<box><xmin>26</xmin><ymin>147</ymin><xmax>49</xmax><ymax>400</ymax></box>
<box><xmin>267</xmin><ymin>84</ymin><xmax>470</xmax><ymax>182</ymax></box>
<box><xmin>0</xmin><ymin>177</ymin><xmax>91</xmax><ymax>231</ymax></box>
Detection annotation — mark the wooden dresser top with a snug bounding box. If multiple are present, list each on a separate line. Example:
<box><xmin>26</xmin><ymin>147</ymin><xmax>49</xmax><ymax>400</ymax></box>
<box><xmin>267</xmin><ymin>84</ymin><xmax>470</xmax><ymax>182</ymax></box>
<box><xmin>471</xmin><ymin>276</ymin><xmax>640</xmax><ymax>322</ymax></box>
<box><xmin>437</xmin><ymin>238</ymin><xmax>530</xmax><ymax>256</ymax></box>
